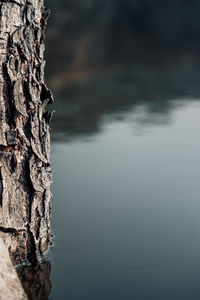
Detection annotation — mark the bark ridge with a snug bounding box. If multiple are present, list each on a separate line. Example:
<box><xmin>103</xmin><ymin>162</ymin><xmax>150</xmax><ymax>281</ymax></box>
<box><xmin>0</xmin><ymin>0</ymin><xmax>53</xmax><ymax>265</ymax></box>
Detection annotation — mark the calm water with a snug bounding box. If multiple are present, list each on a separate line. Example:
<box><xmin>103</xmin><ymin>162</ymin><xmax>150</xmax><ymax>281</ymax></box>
<box><xmin>43</xmin><ymin>1</ymin><xmax>200</xmax><ymax>298</ymax></box>
<box><xmin>50</xmin><ymin>77</ymin><xmax>200</xmax><ymax>299</ymax></box>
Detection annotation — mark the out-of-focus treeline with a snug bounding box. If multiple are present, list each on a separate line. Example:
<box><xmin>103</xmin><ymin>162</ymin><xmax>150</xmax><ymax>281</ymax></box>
<box><xmin>46</xmin><ymin>0</ymin><xmax>200</xmax><ymax>82</ymax></box>
<box><xmin>45</xmin><ymin>0</ymin><xmax>200</xmax><ymax>141</ymax></box>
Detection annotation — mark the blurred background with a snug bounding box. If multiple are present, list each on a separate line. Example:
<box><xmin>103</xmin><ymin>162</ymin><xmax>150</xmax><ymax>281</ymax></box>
<box><xmin>46</xmin><ymin>0</ymin><xmax>200</xmax><ymax>76</ymax></box>
<box><xmin>45</xmin><ymin>0</ymin><xmax>200</xmax><ymax>140</ymax></box>
<box><xmin>43</xmin><ymin>1</ymin><xmax>200</xmax><ymax>300</ymax></box>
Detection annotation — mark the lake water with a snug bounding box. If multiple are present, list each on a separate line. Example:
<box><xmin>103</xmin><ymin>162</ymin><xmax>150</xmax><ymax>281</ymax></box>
<box><xmin>50</xmin><ymin>70</ymin><xmax>200</xmax><ymax>300</ymax></box>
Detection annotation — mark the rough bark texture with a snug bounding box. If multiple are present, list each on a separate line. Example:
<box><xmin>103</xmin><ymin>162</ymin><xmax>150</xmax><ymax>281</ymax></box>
<box><xmin>0</xmin><ymin>237</ymin><xmax>28</xmax><ymax>300</ymax></box>
<box><xmin>17</xmin><ymin>260</ymin><xmax>51</xmax><ymax>300</ymax></box>
<box><xmin>0</xmin><ymin>0</ymin><xmax>53</xmax><ymax>265</ymax></box>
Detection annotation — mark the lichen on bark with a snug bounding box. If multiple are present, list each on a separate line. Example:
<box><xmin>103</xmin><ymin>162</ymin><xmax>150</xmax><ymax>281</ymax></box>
<box><xmin>0</xmin><ymin>0</ymin><xmax>53</xmax><ymax>265</ymax></box>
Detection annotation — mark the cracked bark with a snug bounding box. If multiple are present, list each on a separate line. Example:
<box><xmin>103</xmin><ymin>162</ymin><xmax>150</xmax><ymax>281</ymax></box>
<box><xmin>0</xmin><ymin>0</ymin><xmax>53</xmax><ymax>265</ymax></box>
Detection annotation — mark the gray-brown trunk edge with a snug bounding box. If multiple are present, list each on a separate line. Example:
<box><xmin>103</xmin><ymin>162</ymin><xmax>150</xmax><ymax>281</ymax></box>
<box><xmin>0</xmin><ymin>0</ymin><xmax>53</xmax><ymax>266</ymax></box>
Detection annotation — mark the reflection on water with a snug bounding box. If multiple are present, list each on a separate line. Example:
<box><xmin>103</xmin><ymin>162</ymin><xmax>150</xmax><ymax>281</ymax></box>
<box><xmin>51</xmin><ymin>67</ymin><xmax>200</xmax><ymax>141</ymax></box>
<box><xmin>45</xmin><ymin>2</ymin><xmax>200</xmax><ymax>299</ymax></box>
<box><xmin>50</xmin><ymin>69</ymin><xmax>200</xmax><ymax>299</ymax></box>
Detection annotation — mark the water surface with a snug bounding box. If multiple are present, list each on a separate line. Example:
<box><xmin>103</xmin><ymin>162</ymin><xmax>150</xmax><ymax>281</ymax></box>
<box><xmin>50</xmin><ymin>81</ymin><xmax>200</xmax><ymax>299</ymax></box>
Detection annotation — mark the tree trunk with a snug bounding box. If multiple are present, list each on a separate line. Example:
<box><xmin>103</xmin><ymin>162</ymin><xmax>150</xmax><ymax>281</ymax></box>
<box><xmin>0</xmin><ymin>0</ymin><xmax>53</xmax><ymax>265</ymax></box>
<box><xmin>0</xmin><ymin>237</ymin><xmax>27</xmax><ymax>300</ymax></box>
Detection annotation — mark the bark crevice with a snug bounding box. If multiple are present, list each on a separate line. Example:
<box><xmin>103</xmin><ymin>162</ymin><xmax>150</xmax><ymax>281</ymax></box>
<box><xmin>0</xmin><ymin>0</ymin><xmax>52</xmax><ymax>265</ymax></box>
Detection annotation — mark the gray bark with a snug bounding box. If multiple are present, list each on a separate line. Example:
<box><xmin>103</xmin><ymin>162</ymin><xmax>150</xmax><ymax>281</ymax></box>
<box><xmin>0</xmin><ymin>0</ymin><xmax>53</xmax><ymax>265</ymax></box>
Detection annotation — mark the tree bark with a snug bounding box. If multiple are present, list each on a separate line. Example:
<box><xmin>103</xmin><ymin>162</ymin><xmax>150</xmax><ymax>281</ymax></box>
<box><xmin>0</xmin><ymin>237</ymin><xmax>27</xmax><ymax>300</ymax></box>
<box><xmin>0</xmin><ymin>0</ymin><xmax>53</xmax><ymax>265</ymax></box>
